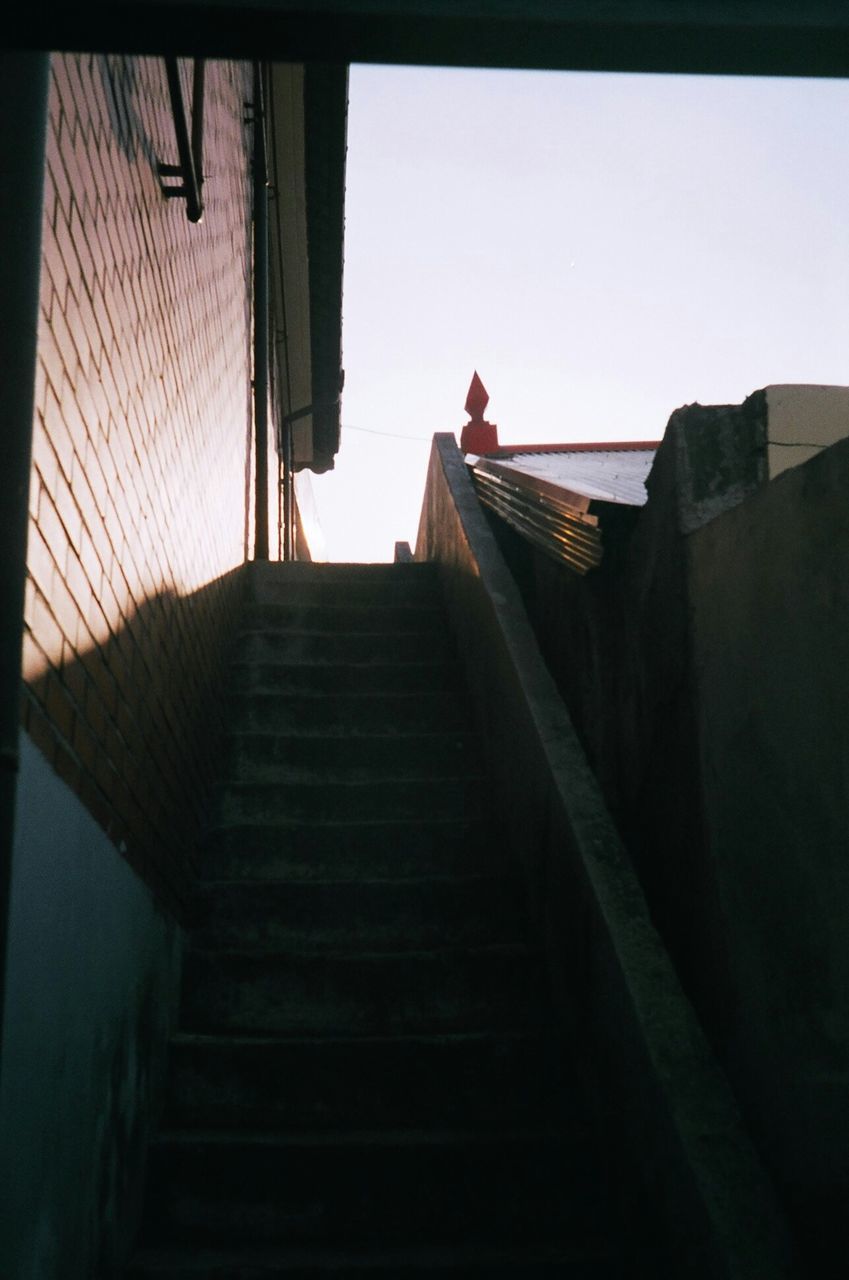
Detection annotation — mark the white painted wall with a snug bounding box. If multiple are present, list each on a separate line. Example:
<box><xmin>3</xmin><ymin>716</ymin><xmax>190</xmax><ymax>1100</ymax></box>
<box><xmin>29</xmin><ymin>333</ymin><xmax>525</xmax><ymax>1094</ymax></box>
<box><xmin>0</xmin><ymin>736</ymin><xmax>182</xmax><ymax>1278</ymax></box>
<box><xmin>766</xmin><ymin>384</ymin><xmax>849</xmax><ymax>479</ymax></box>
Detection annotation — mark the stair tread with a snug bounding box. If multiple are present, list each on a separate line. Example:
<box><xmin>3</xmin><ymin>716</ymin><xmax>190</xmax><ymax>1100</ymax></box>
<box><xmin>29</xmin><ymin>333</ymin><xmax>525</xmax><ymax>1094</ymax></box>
<box><xmin>128</xmin><ymin>564</ymin><xmax>629</xmax><ymax>1274</ymax></box>
<box><xmin>128</xmin><ymin>1242</ymin><xmax>619</xmax><ymax>1265</ymax></box>
<box><xmin>194</xmin><ymin>873</ymin><xmax>516</xmax><ymax>890</ymax></box>
<box><xmin>151</xmin><ymin>1125</ymin><xmax>582</xmax><ymax>1147</ymax></box>
<box><xmin>186</xmin><ymin>940</ymin><xmax>540</xmax><ymax>959</ymax></box>
<box><xmin>169</xmin><ymin>1027</ymin><xmax>546</xmax><ymax>1047</ymax></box>
<box><xmin>207</xmin><ymin>815</ymin><xmax>489</xmax><ymax>831</ymax></box>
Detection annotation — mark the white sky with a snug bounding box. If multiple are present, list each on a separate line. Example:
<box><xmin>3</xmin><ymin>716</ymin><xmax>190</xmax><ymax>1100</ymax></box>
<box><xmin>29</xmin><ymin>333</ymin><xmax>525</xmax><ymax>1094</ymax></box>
<box><xmin>311</xmin><ymin>64</ymin><xmax>849</xmax><ymax>561</ymax></box>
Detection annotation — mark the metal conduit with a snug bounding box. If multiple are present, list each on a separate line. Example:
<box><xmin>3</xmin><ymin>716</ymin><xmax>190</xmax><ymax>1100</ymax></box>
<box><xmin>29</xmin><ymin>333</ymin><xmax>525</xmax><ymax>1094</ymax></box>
<box><xmin>252</xmin><ymin>62</ymin><xmax>270</xmax><ymax>560</ymax></box>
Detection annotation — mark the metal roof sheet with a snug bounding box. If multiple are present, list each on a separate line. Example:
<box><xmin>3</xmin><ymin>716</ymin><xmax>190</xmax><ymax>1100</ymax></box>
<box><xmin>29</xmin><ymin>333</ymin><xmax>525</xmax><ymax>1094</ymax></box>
<box><xmin>494</xmin><ymin>447</ymin><xmax>657</xmax><ymax>508</ymax></box>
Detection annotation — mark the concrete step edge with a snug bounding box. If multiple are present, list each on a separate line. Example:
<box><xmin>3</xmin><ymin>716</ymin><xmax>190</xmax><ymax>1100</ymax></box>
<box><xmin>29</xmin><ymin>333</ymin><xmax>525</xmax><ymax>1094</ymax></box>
<box><xmin>150</xmin><ymin>1125</ymin><xmax>574</xmax><ymax>1149</ymax></box>
<box><xmin>127</xmin><ymin>1242</ymin><xmax>615</xmax><ymax>1268</ymax></box>
<box><xmin>168</xmin><ymin>1028</ymin><xmax>545</xmax><ymax>1048</ymax></box>
<box><xmin>185</xmin><ymin>942</ymin><xmax>540</xmax><ymax>962</ymax></box>
<box><xmin>193</xmin><ymin>873</ymin><xmax>517</xmax><ymax>892</ymax></box>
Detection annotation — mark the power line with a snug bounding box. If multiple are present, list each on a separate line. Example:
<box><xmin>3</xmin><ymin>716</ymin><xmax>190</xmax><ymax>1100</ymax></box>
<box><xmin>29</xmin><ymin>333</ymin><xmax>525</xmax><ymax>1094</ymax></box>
<box><xmin>341</xmin><ymin>423</ymin><xmax>433</xmax><ymax>442</ymax></box>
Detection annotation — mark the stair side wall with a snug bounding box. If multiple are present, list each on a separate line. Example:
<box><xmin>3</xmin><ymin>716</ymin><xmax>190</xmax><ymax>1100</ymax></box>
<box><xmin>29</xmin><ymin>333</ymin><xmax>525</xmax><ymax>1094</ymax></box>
<box><xmin>5</xmin><ymin>52</ymin><xmax>260</xmax><ymax>1278</ymax></box>
<box><xmin>687</xmin><ymin>433</ymin><xmax>849</xmax><ymax>1272</ymax></box>
<box><xmin>416</xmin><ymin>432</ymin><xmax>799</xmax><ymax>1280</ymax></box>
<box><xmin>0</xmin><ymin>734</ymin><xmax>181</xmax><ymax>1280</ymax></box>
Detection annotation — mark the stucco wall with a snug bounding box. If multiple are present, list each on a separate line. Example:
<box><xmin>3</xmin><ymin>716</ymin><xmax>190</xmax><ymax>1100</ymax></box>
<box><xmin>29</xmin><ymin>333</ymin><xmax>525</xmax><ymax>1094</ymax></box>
<box><xmin>687</xmin><ymin>434</ymin><xmax>849</xmax><ymax>1266</ymax></box>
<box><xmin>0</xmin><ymin>735</ymin><xmax>181</xmax><ymax>1278</ymax></box>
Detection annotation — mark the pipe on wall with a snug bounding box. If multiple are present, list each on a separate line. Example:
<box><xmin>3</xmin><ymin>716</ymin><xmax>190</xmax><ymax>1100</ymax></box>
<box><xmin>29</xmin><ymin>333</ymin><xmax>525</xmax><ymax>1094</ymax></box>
<box><xmin>0</xmin><ymin>52</ymin><xmax>50</xmax><ymax>1082</ymax></box>
<box><xmin>252</xmin><ymin>61</ymin><xmax>269</xmax><ymax>561</ymax></box>
<box><xmin>161</xmin><ymin>56</ymin><xmax>203</xmax><ymax>223</ymax></box>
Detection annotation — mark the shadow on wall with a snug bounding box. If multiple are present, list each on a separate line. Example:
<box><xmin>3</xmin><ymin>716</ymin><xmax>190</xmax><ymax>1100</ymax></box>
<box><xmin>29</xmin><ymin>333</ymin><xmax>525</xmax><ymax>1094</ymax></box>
<box><xmin>97</xmin><ymin>54</ymin><xmax>162</xmax><ymax>177</ymax></box>
<box><xmin>21</xmin><ymin>563</ymin><xmax>248</xmax><ymax>916</ymax></box>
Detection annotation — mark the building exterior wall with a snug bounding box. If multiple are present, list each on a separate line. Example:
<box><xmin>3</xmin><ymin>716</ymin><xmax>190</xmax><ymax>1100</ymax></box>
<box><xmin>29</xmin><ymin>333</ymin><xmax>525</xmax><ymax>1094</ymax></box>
<box><xmin>25</xmin><ymin>52</ymin><xmax>258</xmax><ymax>913</ymax></box>
<box><xmin>0</xmin><ymin>52</ymin><xmax>276</xmax><ymax>1276</ymax></box>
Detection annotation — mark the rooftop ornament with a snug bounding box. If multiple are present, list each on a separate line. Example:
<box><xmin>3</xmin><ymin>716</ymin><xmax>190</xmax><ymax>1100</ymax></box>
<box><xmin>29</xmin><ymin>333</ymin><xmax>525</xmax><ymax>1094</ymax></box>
<box><xmin>460</xmin><ymin>371</ymin><xmax>499</xmax><ymax>454</ymax></box>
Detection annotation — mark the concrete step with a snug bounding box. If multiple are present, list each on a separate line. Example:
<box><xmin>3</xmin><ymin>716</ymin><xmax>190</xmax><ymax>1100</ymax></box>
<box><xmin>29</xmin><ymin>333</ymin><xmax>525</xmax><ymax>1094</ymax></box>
<box><xmin>235</xmin><ymin>628</ymin><xmax>454</xmax><ymax>666</ymax></box>
<box><xmin>180</xmin><ymin>943</ymin><xmax>547</xmax><ymax>1036</ymax></box>
<box><xmin>228</xmin><ymin>659</ymin><xmax>464</xmax><ymax>697</ymax></box>
<box><xmin>241</xmin><ymin>602</ymin><xmax>446</xmax><ymax>636</ymax></box>
<box><xmin>199</xmin><ymin>818</ymin><xmax>502</xmax><ymax>882</ymax></box>
<box><xmin>189</xmin><ymin>875</ymin><xmax>526</xmax><ymax>952</ymax></box>
<box><xmin>216</xmin><ymin>778</ymin><xmax>485</xmax><ymax>826</ymax></box>
<box><xmin>137</xmin><ymin>1128</ymin><xmax>611</xmax><ymax>1250</ymax></box>
<box><xmin>222</xmin><ymin>731</ymin><xmax>482</xmax><ymax>783</ymax></box>
<box><xmin>126</xmin><ymin>1242</ymin><xmax>626</xmax><ymax>1278</ymax></box>
<box><xmin>164</xmin><ymin>1030</ymin><xmax>578</xmax><ymax>1132</ymax></box>
<box><xmin>227</xmin><ymin>690</ymin><xmax>473</xmax><ymax>735</ymax></box>
<box><xmin>246</xmin><ymin>561</ymin><xmax>443</xmax><ymax>608</ymax></box>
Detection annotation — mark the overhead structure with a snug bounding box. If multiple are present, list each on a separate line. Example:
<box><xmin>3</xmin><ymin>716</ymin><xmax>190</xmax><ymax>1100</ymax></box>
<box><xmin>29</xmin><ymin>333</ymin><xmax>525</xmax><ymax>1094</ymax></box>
<box><xmin>14</xmin><ymin>3</ymin><xmax>849</xmax><ymax>78</ymax></box>
<box><xmin>471</xmin><ymin>444</ymin><xmax>659</xmax><ymax>575</ymax></box>
<box><xmin>267</xmin><ymin>62</ymin><xmax>347</xmax><ymax>476</ymax></box>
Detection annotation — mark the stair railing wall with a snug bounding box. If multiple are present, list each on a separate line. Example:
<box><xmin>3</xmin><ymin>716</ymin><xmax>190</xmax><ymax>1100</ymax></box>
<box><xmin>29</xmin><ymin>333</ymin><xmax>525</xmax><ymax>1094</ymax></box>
<box><xmin>414</xmin><ymin>433</ymin><xmax>799</xmax><ymax>1280</ymax></box>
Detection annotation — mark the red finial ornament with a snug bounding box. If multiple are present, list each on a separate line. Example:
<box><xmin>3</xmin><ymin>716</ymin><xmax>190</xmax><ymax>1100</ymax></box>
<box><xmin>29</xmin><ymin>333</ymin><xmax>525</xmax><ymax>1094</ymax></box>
<box><xmin>460</xmin><ymin>371</ymin><xmax>499</xmax><ymax>454</ymax></box>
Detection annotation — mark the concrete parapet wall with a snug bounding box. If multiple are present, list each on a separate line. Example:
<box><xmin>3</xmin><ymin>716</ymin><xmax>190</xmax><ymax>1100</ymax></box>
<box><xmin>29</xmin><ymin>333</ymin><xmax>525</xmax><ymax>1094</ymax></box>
<box><xmin>688</xmin><ymin>434</ymin><xmax>849</xmax><ymax>1267</ymax></box>
<box><xmin>416</xmin><ymin>433</ymin><xmax>798</xmax><ymax>1280</ymax></box>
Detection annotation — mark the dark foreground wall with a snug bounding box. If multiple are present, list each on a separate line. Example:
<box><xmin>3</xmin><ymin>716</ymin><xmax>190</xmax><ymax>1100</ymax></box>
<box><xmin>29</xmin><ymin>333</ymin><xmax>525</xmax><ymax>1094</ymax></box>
<box><xmin>487</xmin><ymin>416</ymin><xmax>849</xmax><ymax>1273</ymax></box>
<box><xmin>688</xmin><ymin>435</ymin><xmax>849</xmax><ymax>1267</ymax></box>
<box><xmin>416</xmin><ymin>433</ymin><xmax>797</xmax><ymax>1280</ymax></box>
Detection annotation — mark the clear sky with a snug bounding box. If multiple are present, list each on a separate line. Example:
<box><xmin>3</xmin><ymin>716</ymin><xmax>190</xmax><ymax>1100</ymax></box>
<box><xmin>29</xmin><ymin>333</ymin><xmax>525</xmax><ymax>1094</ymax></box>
<box><xmin>311</xmin><ymin>64</ymin><xmax>849</xmax><ymax>561</ymax></box>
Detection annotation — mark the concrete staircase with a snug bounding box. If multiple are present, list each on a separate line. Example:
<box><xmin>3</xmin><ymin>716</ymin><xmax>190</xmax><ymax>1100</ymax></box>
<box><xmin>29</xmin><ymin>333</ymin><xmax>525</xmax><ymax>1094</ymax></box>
<box><xmin>126</xmin><ymin>562</ymin><xmax>625</xmax><ymax>1278</ymax></box>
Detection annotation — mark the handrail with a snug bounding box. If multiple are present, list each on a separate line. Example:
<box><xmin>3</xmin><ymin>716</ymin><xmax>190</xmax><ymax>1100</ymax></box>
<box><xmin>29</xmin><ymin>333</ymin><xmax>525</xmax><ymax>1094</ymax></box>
<box><xmin>160</xmin><ymin>57</ymin><xmax>204</xmax><ymax>223</ymax></box>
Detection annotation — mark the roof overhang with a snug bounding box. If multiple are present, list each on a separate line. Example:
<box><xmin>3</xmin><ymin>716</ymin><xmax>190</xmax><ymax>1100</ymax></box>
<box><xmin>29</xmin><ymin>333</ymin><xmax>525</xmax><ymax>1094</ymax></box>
<box><xmin>267</xmin><ymin>62</ymin><xmax>347</xmax><ymax>475</ymax></box>
<box><xmin>469</xmin><ymin>442</ymin><xmax>660</xmax><ymax>574</ymax></box>
<box><xmin>17</xmin><ymin>3</ymin><xmax>849</xmax><ymax>78</ymax></box>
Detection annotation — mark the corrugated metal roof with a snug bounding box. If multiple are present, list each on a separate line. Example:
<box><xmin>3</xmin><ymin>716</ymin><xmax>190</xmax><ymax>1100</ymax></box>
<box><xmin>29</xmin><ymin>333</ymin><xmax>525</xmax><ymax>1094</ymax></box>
<box><xmin>495</xmin><ymin>447</ymin><xmax>657</xmax><ymax>508</ymax></box>
<box><xmin>472</xmin><ymin>464</ymin><xmax>602</xmax><ymax>574</ymax></box>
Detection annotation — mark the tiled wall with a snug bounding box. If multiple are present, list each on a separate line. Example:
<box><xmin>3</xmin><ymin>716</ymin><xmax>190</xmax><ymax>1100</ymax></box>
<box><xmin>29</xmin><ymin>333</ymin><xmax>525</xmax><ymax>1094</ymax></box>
<box><xmin>24</xmin><ymin>53</ymin><xmax>260</xmax><ymax>914</ymax></box>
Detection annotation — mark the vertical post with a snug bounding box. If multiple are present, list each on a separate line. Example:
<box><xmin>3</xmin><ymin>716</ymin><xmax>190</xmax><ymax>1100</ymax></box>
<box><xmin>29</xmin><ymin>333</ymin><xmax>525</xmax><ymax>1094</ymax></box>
<box><xmin>0</xmin><ymin>52</ymin><xmax>49</xmax><ymax>1082</ymax></box>
<box><xmin>252</xmin><ymin>61</ymin><xmax>269</xmax><ymax>561</ymax></box>
<box><xmin>282</xmin><ymin>419</ymin><xmax>294</xmax><ymax>561</ymax></box>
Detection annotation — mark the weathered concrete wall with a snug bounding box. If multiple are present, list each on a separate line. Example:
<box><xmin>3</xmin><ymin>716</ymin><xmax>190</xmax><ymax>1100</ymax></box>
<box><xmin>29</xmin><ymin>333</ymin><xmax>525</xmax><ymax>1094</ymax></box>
<box><xmin>688</xmin><ymin>434</ymin><xmax>849</xmax><ymax>1269</ymax></box>
<box><xmin>486</xmin><ymin>412</ymin><xmax>737</xmax><ymax>1041</ymax></box>
<box><xmin>0</xmin><ymin>735</ymin><xmax>181</xmax><ymax>1279</ymax></box>
<box><xmin>416</xmin><ymin>434</ymin><xmax>798</xmax><ymax>1280</ymax></box>
<box><xmin>485</xmin><ymin>408</ymin><xmax>849</xmax><ymax>1271</ymax></box>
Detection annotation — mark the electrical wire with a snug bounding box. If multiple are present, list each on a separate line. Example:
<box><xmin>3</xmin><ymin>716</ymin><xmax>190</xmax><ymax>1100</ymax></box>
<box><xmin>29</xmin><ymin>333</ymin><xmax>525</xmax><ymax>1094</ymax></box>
<box><xmin>341</xmin><ymin>424</ymin><xmax>434</xmax><ymax>442</ymax></box>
